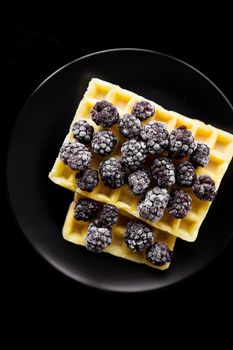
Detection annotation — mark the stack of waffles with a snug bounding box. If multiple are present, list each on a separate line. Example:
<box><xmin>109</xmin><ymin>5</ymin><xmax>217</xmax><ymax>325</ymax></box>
<box><xmin>49</xmin><ymin>79</ymin><xmax>233</xmax><ymax>270</ymax></box>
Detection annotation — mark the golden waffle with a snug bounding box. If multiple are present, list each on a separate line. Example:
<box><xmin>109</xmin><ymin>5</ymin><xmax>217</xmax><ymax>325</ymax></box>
<box><xmin>49</xmin><ymin>78</ymin><xmax>233</xmax><ymax>242</ymax></box>
<box><xmin>63</xmin><ymin>192</ymin><xmax>176</xmax><ymax>270</ymax></box>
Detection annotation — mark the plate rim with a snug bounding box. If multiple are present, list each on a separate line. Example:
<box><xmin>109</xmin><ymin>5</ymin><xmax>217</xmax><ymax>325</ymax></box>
<box><xmin>6</xmin><ymin>48</ymin><xmax>233</xmax><ymax>293</ymax></box>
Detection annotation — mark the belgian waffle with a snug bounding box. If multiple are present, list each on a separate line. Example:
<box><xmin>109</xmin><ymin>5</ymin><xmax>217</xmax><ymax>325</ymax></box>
<box><xmin>63</xmin><ymin>192</ymin><xmax>176</xmax><ymax>270</ymax></box>
<box><xmin>49</xmin><ymin>78</ymin><xmax>233</xmax><ymax>242</ymax></box>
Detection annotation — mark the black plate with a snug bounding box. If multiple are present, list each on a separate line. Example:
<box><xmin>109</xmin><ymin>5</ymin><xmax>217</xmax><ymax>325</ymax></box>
<box><xmin>7</xmin><ymin>49</ymin><xmax>233</xmax><ymax>292</ymax></box>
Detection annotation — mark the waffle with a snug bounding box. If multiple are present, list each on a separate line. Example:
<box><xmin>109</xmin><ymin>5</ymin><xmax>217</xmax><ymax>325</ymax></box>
<box><xmin>63</xmin><ymin>192</ymin><xmax>176</xmax><ymax>270</ymax></box>
<box><xmin>49</xmin><ymin>78</ymin><xmax>233</xmax><ymax>242</ymax></box>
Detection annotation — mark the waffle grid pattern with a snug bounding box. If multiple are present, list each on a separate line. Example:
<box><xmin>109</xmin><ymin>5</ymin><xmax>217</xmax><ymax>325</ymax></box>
<box><xmin>49</xmin><ymin>79</ymin><xmax>233</xmax><ymax>242</ymax></box>
<box><xmin>63</xmin><ymin>193</ymin><xmax>176</xmax><ymax>270</ymax></box>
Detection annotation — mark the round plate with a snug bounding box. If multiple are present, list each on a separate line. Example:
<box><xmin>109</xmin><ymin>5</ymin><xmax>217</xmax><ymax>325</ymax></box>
<box><xmin>7</xmin><ymin>49</ymin><xmax>233</xmax><ymax>292</ymax></box>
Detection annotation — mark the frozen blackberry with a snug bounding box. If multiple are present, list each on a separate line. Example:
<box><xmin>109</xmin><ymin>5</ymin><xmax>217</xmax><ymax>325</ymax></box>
<box><xmin>132</xmin><ymin>100</ymin><xmax>155</xmax><ymax>120</ymax></box>
<box><xmin>167</xmin><ymin>189</ymin><xmax>192</xmax><ymax>219</ymax></box>
<box><xmin>91</xmin><ymin>100</ymin><xmax>119</xmax><ymax>127</ymax></box>
<box><xmin>140</xmin><ymin>121</ymin><xmax>169</xmax><ymax>154</ymax></box>
<box><xmin>192</xmin><ymin>175</ymin><xmax>217</xmax><ymax>201</ymax></box>
<box><xmin>118</xmin><ymin>114</ymin><xmax>141</xmax><ymax>139</ymax></box>
<box><xmin>76</xmin><ymin>168</ymin><xmax>99</xmax><ymax>192</ymax></box>
<box><xmin>190</xmin><ymin>142</ymin><xmax>210</xmax><ymax>168</ymax></box>
<box><xmin>175</xmin><ymin>161</ymin><xmax>196</xmax><ymax>187</ymax></box>
<box><xmin>85</xmin><ymin>222</ymin><xmax>112</xmax><ymax>252</ymax></box>
<box><xmin>138</xmin><ymin>187</ymin><xmax>170</xmax><ymax>222</ymax></box>
<box><xmin>121</xmin><ymin>139</ymin><xmax>148</xmax><ymax>171</ymax></box>
<box><xmin>146</xmin><ymin>242</ymin><xmax>172</xmax><ymax>266</ymax></box>
<box><xmin>124</xmin><ymin>221</ymin><xmax>153</xmax><ymax>253</ymax></box>
<box><xmin>74</xmin><ymin>198</ymin><xmax>99</xmax><ymax>221</ymax></box>
<box><xmin>72</xmin><ymin>120</ymin><xmax>94</xmax><ymax>144</ymax></box>
<box><xmin>151</xmin><ymin>157</ymin><xmax>175</xmax><ymax>187</ymax></box>
<box><xmin>99</xmin><ymin>204</ymin><xmax>119</xmax><ymax>226</ymax></box>
<box><xmin>169</xmin><ymin>125</ymin><xmax>197</xmax><ymax>159</ymax></box>
<box><xmin>128</xmin><ymin>170</ymin><xmax>150</xmax><ymax>196</ymax></box>
<box><xmin>91</xmin><ymin>130</ymin><xmax>117</xmax><ymax>156</ymax></box>
<box><xmin>99</xmin><ymin>157</ymin><xmax>127</xmax><ymax>189</ymax></box>
<box><xmin>60</xmin><ymin>141</ymin><xmax>92</xmax><ymax>170</ymax></box>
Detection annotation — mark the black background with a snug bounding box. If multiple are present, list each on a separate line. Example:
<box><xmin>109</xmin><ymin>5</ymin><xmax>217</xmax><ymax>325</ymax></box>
<box><xmin>2</xmin><ymin>6</ymin><xmax>233</xmax><ymax>318</ymax></box>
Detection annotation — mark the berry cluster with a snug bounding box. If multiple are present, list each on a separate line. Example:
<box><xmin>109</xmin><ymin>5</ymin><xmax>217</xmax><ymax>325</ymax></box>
<box><xmin>124</xmin><ymin>220</ymin><xmax>172</xmax><ymax>266</ymax></box>
<box><xmin>74</xmin><ymin>198</ymin><xmax>119</xmax><ymax>253</ymax></box>
<box><xmin>60</xmin><ymin>98</ymin><xmax>216</xmax><ymax>265</ymax></box>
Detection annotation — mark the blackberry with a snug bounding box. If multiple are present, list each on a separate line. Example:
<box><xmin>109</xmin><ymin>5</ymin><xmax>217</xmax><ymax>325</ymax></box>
<box><xmin>175</xmin><ymin>161</ymin><xmax>196</xmax><ymax>187</ymax></box>
<box><xmin>167</xmin><ymin>189</ymin><xmax>192</xmax><ymax>219</ymax></box>
<box><xmin>60</xmin><ymin>141</ymin><xmax>92</xmax><ymax>170</ymax></box>
<box><xmin>192</xmin><ymin>175</ymin><xmax>217</xmax><ymax>201</ymax></box>
<box><xmin>169</xmin><ymin>125</ymin><xmax>197</xmax><ymax>159</ymax></box>
<box><xmin>150</xmin><ymin>157</ymin><xmax>175</xmax><ymax>187</ymax></box>
<box><xmin>72</xmin><ymin>120</ymin><xmax>94</xmax><ymax>144</ymax></box>
<box><xmin>190</xmin><ymin>142</ymin><xmax>210</xmax><ymax>168</ymax></box>
<box><xmin>138</xmin><ymin>187</ymin><xmax>170</xmax><ymax>222</ymax></box>
<box><xmin>76</xmin><ymin>168</ymin><xmax>99</xmax><ymax>192</ymax></box>
<box><xmin>128</xmin><ymin>170</ymin><xmax>150</xmax><ymax>196</ymax></box>
<box><xmin>132</xmin><ymin>100</ymin><xmax>155</xmax><ymax>120</ymax></box>
<box><xmin>121</xmin><ymin>139</ymin><xmax>148</xmax><ymax>171</ymax></box>
<box><xmin>146</xmin><ymin>242</ymin><xmax>172</xmax><ymax>266</ymax></box>
<box><xmin>91</xmin><ymin>100</ymin><xmax>119</xmax><ymax>127</ymax></box>
<box><xmin>74</xmin><ymin>198</ymin><xmax>99</xmax><ymax>221</ymax></box>
<box><xmin>118</xmin><ymin>114</ymin><xmax>141</xmax><ymax>139</ymax></box>
<box><xmin>99</xmin><ymin>204</ymin><xmax>119</xmax><ymax>226</ymax></box>
<box><xmin>91</xmin><ymin>130</ymin><xmax>117</xmax><ymax>156</ymax></box>
<box><xmin>140</xmin><ymin>121</ymin><xmax>169</xmax><ymax>154</ymax></box>
<box><xmin>124</xmin><ymin>221</ymin><xmax>153</xmax><ymax>253</ymax></box>
<box><xmin>85</xmin><ymin>222</ymin><xmax>112</xmax><ymax>252</ymax></box>
<box><xmin>99</xmin><ymin>157</ymin><xmax>127</xmax><ymax>189</ymax></box>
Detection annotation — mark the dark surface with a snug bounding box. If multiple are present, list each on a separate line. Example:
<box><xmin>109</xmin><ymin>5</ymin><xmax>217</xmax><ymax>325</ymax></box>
<box><xmin>6</xmin><ymin>49</ymin><xmax>233</xmax><ymax>293</ymax></box>
<box><xmin>2</xmin><ymin>10</ymin><xmax>233</xmax><ymax>308</ymax></box>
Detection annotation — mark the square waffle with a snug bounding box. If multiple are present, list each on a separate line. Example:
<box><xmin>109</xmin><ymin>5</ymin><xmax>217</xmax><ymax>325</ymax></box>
<box><xmin>49</xmin><ymin>78</ymin><xmax>233</xmax><ymax>242</ymax></box>
<box><xmin>63</xmin><ymin>192</ymin><xmax>176</xmax><ymax>270</ymax></box>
